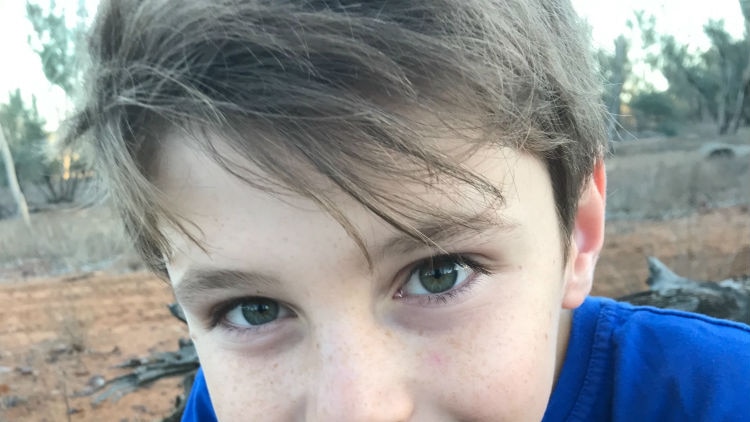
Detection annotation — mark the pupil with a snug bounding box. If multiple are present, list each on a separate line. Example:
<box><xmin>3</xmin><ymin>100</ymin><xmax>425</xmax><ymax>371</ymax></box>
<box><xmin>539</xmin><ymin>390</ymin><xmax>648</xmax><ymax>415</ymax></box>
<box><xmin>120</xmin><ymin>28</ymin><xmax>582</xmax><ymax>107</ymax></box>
<box><xmin>419</xmin><ymin>263</ymin><xmax>458</xmax><ymax>293</ymax></box>
<box><xmin>241</xmin><ymin>298</ymin><xmax>280</xmax><ymax>325</ymax></box>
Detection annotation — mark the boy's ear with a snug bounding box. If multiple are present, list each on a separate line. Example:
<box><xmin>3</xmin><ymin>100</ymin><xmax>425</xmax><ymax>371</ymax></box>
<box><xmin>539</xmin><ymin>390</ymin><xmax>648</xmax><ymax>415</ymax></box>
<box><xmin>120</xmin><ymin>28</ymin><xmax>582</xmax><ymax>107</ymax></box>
<box><xmin>562</xmin><ymin>160</ymin><xmax>606</xmax><ymax>309</ymax></box>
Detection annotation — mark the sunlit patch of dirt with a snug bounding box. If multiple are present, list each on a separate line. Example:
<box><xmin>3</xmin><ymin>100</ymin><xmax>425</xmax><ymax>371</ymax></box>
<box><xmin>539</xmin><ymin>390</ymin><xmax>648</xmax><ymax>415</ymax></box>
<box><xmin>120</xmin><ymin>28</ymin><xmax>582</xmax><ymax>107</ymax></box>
<box><xmin>0</xmin><ymin>273</ymin><xmax>186</xmax><ymax>421</ymax></box>
<box><xmin>595</xmin><ymin>205</ymin><xmax>750</xmax><ymax>297</ymax></box>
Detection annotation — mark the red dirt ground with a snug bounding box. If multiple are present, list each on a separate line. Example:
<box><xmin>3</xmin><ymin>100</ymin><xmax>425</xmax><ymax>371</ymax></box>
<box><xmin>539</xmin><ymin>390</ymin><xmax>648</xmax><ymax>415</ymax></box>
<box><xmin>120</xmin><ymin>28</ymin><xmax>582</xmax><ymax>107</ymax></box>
<box><xmin>0</xmin><ymin>206</ymin><xmax>748</xmax><ymax>421</ymax></box>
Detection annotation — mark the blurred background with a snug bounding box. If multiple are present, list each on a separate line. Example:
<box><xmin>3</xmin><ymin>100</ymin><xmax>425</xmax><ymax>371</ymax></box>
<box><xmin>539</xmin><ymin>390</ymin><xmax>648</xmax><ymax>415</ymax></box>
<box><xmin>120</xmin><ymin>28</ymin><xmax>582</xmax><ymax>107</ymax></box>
<box><xmin>0</xmin><ymin>0</ymin><xmax>748</xmax><ymax>420</ymax></box>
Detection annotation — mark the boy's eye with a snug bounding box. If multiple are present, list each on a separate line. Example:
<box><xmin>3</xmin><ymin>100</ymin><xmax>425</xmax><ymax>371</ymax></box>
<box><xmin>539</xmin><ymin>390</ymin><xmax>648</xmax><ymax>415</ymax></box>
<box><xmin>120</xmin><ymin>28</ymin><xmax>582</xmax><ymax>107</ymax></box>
<box><xmin>402</xmin><ymin>257</ymin><xmax>474</xmax><ymax>296</ymax></box>
<box><xmin>224</xmin><ymin>298</ymin><xmax>290</xmax><ymax>327</ymax></box>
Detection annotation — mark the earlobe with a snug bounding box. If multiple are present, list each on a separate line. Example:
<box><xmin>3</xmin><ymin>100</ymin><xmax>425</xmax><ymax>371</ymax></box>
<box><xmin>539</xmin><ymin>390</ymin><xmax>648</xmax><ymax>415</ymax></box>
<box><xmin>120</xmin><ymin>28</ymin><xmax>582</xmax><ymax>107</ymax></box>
<box><xmin>562</xmin><ymin>160</ymin><xmax>606</xmax><ymax>309</ymax></box>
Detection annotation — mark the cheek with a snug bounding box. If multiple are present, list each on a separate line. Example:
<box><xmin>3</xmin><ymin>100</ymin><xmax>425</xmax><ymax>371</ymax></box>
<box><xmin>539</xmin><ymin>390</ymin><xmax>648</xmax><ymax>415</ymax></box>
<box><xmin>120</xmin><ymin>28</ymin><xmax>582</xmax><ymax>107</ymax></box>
<box><xmin>412</xmin><ymin>308</ymin><xmax>559</xmax><ymax>420</ymax></box>
<box><xmin>426</xmin><ymin>351</ymin><xmax>447</xmax><ymax>368</ymax></box>
<box><xmin>194</xmin><ymin>340</ymin><xmax>303</xmax><ymax>420</ymax></box>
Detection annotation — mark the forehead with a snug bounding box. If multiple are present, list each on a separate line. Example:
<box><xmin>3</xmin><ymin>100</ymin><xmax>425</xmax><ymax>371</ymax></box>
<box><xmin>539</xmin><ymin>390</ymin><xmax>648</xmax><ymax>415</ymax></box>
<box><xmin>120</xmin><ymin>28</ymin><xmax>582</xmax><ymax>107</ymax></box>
<box><xmin>154</xmin><ymin>123</ymin><xmax>507</xmax><ymax>218</ymax></box>
<box><xmin>155</xmin><ymin>124</ymin><xmax>527</xmax><ymax>213</ymax></box>
<box><xmin>155</xmin><ymin>129</ymin><xmax>554</xmax><ymax>270</ymax></box>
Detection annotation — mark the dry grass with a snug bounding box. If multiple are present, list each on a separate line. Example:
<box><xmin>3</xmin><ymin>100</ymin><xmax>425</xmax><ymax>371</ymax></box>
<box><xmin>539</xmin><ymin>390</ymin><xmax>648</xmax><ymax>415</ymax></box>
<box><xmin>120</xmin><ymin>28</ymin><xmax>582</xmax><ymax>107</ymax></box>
<box><xmin>0</xmin><ymin>204</ymin><xmax>141</xmax><ymax>281</ymax></box>
<box><xmin>606</xmin><ymin>128</ymin><xmax>750</xmax><ymax>221</ymax></box>
<box><xmin>607</xmin><ymin>151</ymin><xmax>750</xmax><ymax>220</ymax></box>
<box><xmin>56</xmin><ymin>306</ymin><xmax>88</xmax><ymax>354</ymax></box>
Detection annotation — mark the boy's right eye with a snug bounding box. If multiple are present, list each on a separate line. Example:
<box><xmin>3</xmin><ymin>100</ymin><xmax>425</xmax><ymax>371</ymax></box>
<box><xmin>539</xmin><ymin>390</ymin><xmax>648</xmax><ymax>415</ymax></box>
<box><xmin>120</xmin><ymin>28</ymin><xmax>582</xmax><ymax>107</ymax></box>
<box><xmin>219</xmin><ymin>298</ymin><xmax>293</xmax><ymax>328</ymax></box>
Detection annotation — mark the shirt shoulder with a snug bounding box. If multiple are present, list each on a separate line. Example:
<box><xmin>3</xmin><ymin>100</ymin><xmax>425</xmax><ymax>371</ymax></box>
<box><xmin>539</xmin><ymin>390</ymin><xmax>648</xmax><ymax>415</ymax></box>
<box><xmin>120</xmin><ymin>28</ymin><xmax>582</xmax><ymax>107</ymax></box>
<box><xmin>608</xmin><ymin>299</ymin><xmax>750</xmax><ymax>420</ymax></box>
<box><xmin>545</xmin><ymin>296</ymin><xmax>750</xmax><ymax>422</ymax></box>
<box><xmin>181</xmin><ymin>368</ymin><xmax>218</xmax><ymax>422</ymax></box>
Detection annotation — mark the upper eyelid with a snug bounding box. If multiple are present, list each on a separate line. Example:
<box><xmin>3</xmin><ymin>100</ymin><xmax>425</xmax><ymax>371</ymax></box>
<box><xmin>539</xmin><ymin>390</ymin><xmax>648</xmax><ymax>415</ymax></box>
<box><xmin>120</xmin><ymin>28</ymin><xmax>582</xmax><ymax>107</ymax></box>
<box><xmin>391</xmin><ymin>232</ymin><xmax>500</xmax><ymax>269</ymax></box>
<box><xmin>373</xmin><ymin>213</ymin><xmax>517</xmax><ymax>260</ymax></box>
<box><xmin>411</xmin><ymin>253</ymin><xmax>489</xmax><ymax>273</ymax></box>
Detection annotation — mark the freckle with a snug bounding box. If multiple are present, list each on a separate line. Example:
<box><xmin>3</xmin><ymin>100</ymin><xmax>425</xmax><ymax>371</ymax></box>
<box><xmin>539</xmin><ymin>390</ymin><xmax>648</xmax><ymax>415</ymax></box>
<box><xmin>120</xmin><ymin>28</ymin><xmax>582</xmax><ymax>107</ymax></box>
<box><xmin>428</xmin><ymin>352</ymin><xmax>444</xmax><ymax>367</ymax></box>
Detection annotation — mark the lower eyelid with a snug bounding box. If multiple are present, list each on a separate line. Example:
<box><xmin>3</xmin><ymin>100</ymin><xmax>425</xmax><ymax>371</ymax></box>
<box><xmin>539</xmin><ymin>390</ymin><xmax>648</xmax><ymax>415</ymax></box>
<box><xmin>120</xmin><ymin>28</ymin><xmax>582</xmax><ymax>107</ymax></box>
<box><xmin>217</xmin><ymin>309</ymin><xmax>297</xmax><ymax>339</ymax></box>
<box><xmin>220</xmin><ymin>318</ymin><xmax>278</xmax><ymax>335</ymax></box>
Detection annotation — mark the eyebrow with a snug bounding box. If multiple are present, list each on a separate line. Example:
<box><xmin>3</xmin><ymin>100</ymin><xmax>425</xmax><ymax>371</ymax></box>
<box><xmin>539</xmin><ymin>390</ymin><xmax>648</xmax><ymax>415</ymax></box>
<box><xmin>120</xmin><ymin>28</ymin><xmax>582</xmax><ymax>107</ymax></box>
<box><xmin>372</xmin><ymin>210</ymin><xmax>519</xmax><ymax>259</ymax></box>
<box><xmin>173</xmin><ymin>269</ymin><xmax>280</xmax><ymax>309</ymax></box>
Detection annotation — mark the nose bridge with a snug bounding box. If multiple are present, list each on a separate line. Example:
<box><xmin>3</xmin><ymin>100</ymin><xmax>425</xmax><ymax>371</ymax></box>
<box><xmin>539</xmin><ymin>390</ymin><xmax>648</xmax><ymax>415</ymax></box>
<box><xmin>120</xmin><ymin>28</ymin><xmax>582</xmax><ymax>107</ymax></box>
<box><xmin>307</xmin><ymin>315</ymin><xmax>414</xmax><ymax>421</ymax></box>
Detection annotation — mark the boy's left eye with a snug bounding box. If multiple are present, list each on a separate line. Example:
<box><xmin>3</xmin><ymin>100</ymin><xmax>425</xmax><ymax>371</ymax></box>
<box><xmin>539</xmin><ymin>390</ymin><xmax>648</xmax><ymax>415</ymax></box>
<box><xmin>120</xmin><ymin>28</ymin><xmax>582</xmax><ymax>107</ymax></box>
<box><xmin>398</xmin><ymin>255</ymin><xmax>481</xmax><ymax>298</ymax></box>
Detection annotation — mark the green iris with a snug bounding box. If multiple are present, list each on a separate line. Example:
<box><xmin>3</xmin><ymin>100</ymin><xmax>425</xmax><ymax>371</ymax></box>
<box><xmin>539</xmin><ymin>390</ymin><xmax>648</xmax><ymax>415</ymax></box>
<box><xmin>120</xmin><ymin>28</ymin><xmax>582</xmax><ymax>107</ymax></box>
<box><xmin>418</xmin><ymin>262</ymin><xmax>460</xmax><ymax>293</ymax></box>
<box><xmin>240</xmin><ymin>298</ymin><xmax>280</xmax><ymax>325</ymax></box>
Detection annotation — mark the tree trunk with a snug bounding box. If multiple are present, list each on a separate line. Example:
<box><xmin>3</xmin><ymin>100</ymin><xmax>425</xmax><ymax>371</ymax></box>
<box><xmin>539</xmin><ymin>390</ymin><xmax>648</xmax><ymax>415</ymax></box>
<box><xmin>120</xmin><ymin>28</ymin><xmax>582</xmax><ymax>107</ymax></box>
<box><xmin>728</xmin><ymin>0</ymin><xmax>750</xmax><ymax>134</ymax></box>
<box><xmin>606</xmin><ymin>36</ymin><xmax>629</xmax><ymax>142</ymax></box>
<box><xmin>729</xmin><ymin>81</ymin><xmax>749</xmax><ymax>134</ymax></box>
<box><xmin>0</xmin><ymin>125</ymin><xmax>31</xmax><ymax>227</ymax></box>
<box><xmin>699</xmin><ymin>97</ymin><xmax>713</xmax><ymax>123</ymax></box>
<box><xmin>716</xmin><ymin>49</ymin><xmax>733</xmax><ymax>135</ymax></box>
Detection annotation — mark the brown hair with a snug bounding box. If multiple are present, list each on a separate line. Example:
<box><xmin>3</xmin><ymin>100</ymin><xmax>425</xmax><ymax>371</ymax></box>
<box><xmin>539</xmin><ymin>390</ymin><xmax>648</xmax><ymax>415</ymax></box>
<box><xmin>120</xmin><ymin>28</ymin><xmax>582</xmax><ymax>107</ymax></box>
<box><xmin>66</xmin><ymin>0</ymin><xmax>607</xmax><ymax>274</ymax></box>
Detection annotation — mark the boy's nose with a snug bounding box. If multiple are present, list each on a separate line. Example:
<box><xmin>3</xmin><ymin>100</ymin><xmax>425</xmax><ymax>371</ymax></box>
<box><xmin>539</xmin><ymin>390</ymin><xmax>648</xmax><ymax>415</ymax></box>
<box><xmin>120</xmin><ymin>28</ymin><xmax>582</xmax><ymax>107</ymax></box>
<box><xmin>305</xmin><ymin>320</ymin><xmax>415</xmax><ymax>421</ymax></box>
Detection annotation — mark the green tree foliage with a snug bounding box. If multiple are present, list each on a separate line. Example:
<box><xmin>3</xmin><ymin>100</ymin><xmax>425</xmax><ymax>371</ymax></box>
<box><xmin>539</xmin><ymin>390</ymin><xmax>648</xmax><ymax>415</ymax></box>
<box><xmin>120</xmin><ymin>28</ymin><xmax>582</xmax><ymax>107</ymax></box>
<box><xmin>636</xmin><ymin>11</ymin><xmax>750</xmax><ymax>135</ymax></box>
<box><xmin>0</xmin><ymin>90</ymin><xmax>48</xmax><ymax>186</ymax></box>
<box><xmin>26</xmin><ymin>0</ymin><xmax>87</xmax><ymax>99</ymax></box>
<box><xmin>656</xmin><ymin>36</ymin><xmax>715</xmax><ymax>123</ymax></box>
<box><xmin>729</xmin><ymin>0</ymin><xmax>750</xmax><ymax>132</ymax></box>
<box><xmin>0</xmin><ymin>90</ymin><xmax>85</xmax><ymax>204</ymax></box>
<box><xmin>22</xmin><ymin>0</ymin><xmax>90</xmax><ymax>203</ymax></box>
<box><xmin>597</xmin><ymin>35</ymin><xmax>630</xmax><ymax>140</ymax></box>
<box><xmin>629</xmin><ymin>90</ymin><xmax>679</xmax><ymax>136</ymax></box>
<box><xmin>703</xmin><ymin>20</ymin><xmax>750</xmax><ymax>133</ymax></box>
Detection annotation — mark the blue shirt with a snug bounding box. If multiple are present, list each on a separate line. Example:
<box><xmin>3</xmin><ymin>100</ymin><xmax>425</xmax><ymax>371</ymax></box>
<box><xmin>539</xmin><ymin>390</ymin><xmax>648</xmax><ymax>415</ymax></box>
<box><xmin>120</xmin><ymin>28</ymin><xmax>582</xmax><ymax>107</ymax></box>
<box><xmin>182</xmin><ymin>368</ymin><xmax>218</xmax><ymax>422</ymax></box>
<box><xmin>544</xmin><ymin>297</ymin><xmax>750</xmax><ymax>421</ymax></box>
<box><xmin>183</xmin><ymin>297</ymin><xmax>750</xmax><ymax>421</ymax></box>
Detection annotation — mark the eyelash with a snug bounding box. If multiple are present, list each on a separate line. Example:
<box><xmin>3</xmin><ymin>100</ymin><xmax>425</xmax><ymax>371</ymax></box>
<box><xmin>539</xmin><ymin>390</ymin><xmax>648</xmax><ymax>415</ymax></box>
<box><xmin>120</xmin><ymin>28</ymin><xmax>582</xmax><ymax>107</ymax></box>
<box><xmin>207</xmin><ymin>297</ymin><xmax>289</xmax><ymax>333</ymax></box>
<box><xmin>396</xmin><ymin>253</ymin><xmax>490</xmax><ymax>306</ymax></box>
<box><xmin>206</xmin><ymin>253</ymin><xmax>491</xmax><ymax>334</ymax></box>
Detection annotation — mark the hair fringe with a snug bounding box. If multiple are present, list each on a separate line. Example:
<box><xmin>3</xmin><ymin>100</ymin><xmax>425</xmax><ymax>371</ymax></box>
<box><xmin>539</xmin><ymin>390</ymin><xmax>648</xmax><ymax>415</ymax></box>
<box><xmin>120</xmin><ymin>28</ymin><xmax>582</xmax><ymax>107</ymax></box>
<box><xmin>64</xmin><ymin>0</ymin><xmax>607</xmax><ymax>273</ymax></box>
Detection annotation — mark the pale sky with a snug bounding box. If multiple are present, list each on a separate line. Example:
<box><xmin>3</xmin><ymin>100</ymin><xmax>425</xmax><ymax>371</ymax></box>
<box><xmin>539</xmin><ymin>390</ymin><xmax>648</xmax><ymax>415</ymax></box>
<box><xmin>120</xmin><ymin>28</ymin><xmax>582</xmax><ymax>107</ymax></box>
<box><xmin>573</xmin><ymin>0</ymin><xmax>744</xmax><ymax>51</ymax></box>
<box><xmin>0</xmin><ymin>0</ymin><xmax>746</xmax><ymax>130</ymax></box>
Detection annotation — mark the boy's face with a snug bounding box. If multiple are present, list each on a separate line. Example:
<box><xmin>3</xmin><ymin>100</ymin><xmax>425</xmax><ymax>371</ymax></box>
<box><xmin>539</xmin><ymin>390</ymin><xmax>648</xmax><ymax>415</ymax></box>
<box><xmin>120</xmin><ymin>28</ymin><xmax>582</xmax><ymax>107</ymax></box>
<box><xmin>158</xmin><ymin>134</ymin><xmax>605</xmax><ymax>421</ymax></box>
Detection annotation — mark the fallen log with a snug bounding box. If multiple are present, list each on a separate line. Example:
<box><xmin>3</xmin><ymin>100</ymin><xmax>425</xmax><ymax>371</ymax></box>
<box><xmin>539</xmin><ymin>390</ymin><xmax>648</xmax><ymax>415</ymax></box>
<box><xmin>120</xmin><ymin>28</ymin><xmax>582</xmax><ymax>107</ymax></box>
<box><xmin>77</xmin><ymin>305</ymin><xmax>198</xmax><ymax>421</ymax></box>
<box><xmin>618</xmin><ymin>256</ymin><xmax>750</xmax><ymax>325</ymax></box>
